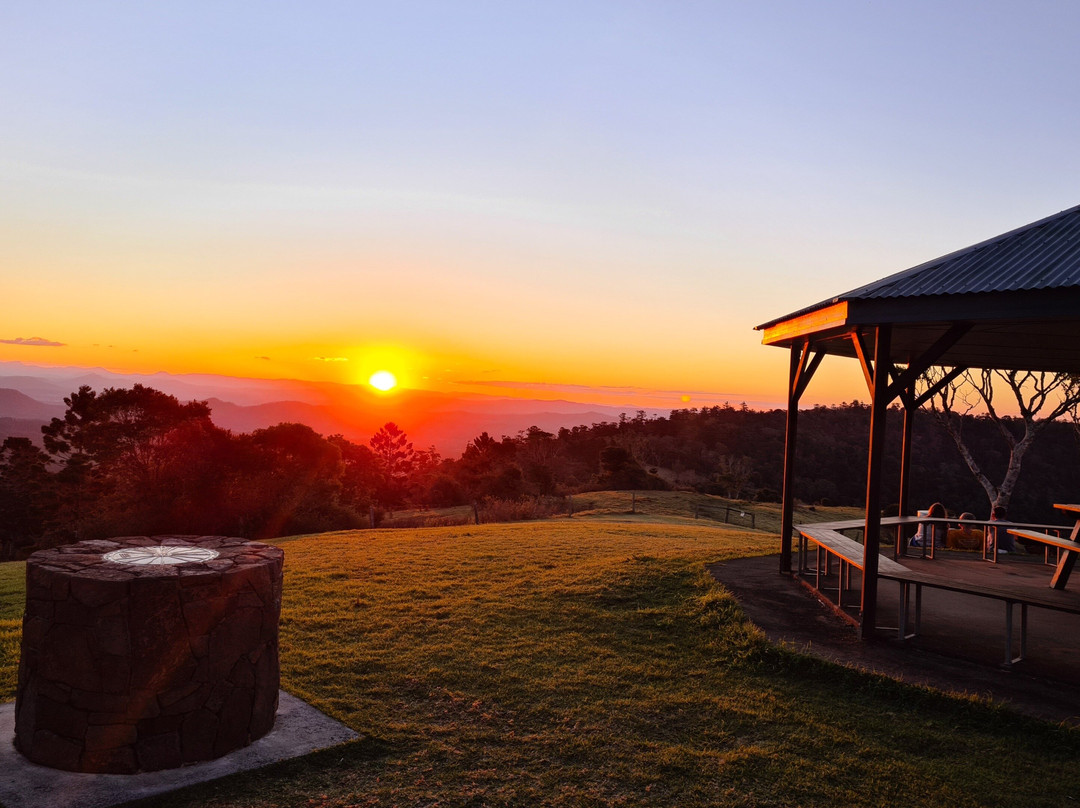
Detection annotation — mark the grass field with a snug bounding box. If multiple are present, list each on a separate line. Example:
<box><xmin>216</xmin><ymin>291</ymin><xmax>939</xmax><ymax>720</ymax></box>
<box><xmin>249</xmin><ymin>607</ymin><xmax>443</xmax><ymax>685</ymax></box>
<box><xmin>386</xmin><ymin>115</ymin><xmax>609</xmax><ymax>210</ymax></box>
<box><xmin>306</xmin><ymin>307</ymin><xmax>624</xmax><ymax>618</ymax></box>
<box><xmin>1</xmin><ymin>520</ymin><xmax>1078</xmax><ymax>807</ymax></box>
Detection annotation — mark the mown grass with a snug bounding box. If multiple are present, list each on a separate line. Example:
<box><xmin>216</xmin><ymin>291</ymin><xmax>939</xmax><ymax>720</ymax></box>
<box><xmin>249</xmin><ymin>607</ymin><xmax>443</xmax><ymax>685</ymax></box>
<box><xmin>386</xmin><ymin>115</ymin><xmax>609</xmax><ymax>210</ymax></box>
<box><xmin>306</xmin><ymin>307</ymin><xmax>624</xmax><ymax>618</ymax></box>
<box><xmin>1</xmin><ymin>522</ymin><xmax>1077</xmax><ymax>807</ymax></box>
<box><xmin>0</xmin><ymin>561</ymin><xmax>24</xmax><ymax>697</ymax></box>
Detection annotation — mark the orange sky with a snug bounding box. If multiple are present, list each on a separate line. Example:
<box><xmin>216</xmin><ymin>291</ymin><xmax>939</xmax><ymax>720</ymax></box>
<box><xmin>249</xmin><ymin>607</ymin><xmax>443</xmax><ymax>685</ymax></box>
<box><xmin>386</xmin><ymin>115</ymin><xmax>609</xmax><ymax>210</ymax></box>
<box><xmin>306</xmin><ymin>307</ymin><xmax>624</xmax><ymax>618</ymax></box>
<box><xmin>4</xmin><ymin>4</ymin><xmax>1079</xmax><ymax>412</ymax></box>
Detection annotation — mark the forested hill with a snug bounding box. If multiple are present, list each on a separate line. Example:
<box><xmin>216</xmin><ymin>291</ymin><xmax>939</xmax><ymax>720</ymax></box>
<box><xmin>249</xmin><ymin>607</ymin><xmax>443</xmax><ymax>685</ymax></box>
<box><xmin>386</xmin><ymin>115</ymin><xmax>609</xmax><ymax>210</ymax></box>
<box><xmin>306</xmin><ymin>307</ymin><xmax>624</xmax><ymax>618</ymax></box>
<box><xmin>590</xmin><ymin>404</ymin><xmax>1080</xmax><ymax>523</ymax></box>
<box><xmin>2</xmin><ymin>386</ymin><xmax>1079</xmax><ymax>559</ymax></box>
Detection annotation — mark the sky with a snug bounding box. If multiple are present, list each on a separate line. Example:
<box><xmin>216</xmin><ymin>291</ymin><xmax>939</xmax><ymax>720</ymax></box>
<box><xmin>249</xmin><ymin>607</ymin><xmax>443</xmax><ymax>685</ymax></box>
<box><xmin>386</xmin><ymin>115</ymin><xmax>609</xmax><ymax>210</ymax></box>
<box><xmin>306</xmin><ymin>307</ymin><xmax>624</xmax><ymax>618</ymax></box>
<box><xmin>4</xmin><ymin>1</ymin><xmax>1080</xmax><ymax>410</ymax></box>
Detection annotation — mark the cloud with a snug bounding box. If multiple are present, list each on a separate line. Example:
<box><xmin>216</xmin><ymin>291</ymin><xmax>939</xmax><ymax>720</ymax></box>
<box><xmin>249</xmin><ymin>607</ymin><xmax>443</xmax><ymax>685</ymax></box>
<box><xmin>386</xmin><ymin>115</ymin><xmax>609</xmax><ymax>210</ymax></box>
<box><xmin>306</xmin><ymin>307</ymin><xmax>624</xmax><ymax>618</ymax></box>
<box><xmin>256</xmin><ymin>355</ymin><xmax>271</xmax><ymax>361</ymax></box>
<box><xmin>314</xmin><ymin>356</ymin><xmax>349</xmax><ymax>362</ymax></box>
<box><xmin>454</xmin><ymin>379</ymin><xmax>745</xmax><ymax>400</ymax></box>
<box><xmin>1</xmin><ymin>336</ymin><xmax>66</xmax><ymax>347</ymax></box>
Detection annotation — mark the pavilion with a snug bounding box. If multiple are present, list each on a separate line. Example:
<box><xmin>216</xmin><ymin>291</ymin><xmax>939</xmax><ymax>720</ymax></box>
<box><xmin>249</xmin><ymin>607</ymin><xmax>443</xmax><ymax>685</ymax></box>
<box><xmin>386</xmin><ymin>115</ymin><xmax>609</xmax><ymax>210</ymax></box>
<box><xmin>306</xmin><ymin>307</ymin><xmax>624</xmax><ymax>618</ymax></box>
<box><xmin>755</xmin><ymin>203</ymin><xmax>1080</xmax><ymax>637</ymax></box>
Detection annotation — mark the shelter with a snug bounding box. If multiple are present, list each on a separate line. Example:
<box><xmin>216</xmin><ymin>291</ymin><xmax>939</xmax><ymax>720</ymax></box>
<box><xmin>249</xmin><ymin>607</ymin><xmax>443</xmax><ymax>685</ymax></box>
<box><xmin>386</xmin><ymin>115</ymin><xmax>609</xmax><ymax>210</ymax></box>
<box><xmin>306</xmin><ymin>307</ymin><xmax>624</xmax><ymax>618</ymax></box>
<box><xmin>755</xmin><ymin>203</ymin><xmax>1080</xmax><ymax>637</ymax></box>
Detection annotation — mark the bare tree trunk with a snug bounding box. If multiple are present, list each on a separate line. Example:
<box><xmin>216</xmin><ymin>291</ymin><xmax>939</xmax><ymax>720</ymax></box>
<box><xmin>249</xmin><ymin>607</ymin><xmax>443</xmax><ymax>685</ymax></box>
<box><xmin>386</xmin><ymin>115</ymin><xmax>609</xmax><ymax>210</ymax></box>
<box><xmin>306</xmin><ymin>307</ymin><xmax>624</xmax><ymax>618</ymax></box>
<box><xmin>922</xmin><ymin>368</ymin><xmax>1080</xmax><ymax>513</ymax></box>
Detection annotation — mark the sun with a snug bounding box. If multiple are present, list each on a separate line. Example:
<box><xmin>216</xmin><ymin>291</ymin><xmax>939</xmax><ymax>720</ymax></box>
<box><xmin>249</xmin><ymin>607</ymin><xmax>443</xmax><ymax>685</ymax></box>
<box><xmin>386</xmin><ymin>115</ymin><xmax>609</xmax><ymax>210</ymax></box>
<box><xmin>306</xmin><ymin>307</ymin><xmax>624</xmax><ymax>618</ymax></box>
<box><xmin>369</xmin><ymin>370</ymin><xmax>398</xmax><ymax>392</ymax></box>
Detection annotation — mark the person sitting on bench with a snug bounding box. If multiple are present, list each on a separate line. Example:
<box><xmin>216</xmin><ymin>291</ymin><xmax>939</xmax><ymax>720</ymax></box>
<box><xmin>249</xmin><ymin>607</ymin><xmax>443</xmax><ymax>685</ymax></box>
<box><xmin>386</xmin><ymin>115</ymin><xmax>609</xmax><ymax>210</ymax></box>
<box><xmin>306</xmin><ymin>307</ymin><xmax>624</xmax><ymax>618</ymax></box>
<box><xmin>946</xmin><ymin>512</ymin><xmax>983</xmax><ymax>551</ymax></box>
<box><xmin>911</xmin><ymin>501</ymin><xmax>947</xmax><ymax>548</ymax></box>
<box><xmin>987</xmin><ymin>505</ymin><xmax>1019</xmax><ymax>554</ymax></box>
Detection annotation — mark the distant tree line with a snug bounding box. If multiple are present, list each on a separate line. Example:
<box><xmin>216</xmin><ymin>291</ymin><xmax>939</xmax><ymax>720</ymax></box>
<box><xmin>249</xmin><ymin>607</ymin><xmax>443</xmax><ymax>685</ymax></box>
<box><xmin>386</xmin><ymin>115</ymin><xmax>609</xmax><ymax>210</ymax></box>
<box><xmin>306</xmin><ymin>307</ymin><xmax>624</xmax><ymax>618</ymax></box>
<box><xmin>2</xmin><ymin>385</ymin><xmax>1079</xmax><ymax>559</ymax></box>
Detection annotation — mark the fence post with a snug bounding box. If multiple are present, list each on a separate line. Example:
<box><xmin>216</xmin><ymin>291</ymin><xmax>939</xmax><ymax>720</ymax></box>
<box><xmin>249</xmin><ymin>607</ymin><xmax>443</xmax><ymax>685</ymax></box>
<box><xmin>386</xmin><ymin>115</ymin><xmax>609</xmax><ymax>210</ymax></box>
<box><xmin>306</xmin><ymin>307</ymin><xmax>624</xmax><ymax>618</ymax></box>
<box><xmin>632</xmin><ymin>492</ymin><xmax>636</xmax><ymax>514</ymax></box>
<box><xmin>473</xmin><ymin>501</ymin><xmax>480</xmax><ymax>525</ymax></box>
<box><xmin>369</xmin><ymin>506</ymin><xmax>376</xmax><ymax>529</ymax></box>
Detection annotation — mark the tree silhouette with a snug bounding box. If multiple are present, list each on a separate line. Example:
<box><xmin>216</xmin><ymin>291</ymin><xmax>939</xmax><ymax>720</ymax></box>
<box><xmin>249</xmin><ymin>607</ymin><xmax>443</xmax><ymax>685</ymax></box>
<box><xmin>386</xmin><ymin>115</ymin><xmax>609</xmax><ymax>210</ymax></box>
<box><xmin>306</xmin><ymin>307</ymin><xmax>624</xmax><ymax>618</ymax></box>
<box><xmin>370</xmin><ymin>422</ymin><xmax>415</xmax><ymax>506</ymax></box>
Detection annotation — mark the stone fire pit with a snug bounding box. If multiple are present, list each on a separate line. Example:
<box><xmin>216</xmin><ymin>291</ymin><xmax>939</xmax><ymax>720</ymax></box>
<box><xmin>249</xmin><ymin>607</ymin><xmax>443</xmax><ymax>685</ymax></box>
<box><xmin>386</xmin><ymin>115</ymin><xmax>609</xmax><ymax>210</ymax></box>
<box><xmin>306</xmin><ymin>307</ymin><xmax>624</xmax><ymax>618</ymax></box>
<box><xmin>14</xmin><ymin>536</ymin><xmax>284</xmax><ymax>773</ymax></box>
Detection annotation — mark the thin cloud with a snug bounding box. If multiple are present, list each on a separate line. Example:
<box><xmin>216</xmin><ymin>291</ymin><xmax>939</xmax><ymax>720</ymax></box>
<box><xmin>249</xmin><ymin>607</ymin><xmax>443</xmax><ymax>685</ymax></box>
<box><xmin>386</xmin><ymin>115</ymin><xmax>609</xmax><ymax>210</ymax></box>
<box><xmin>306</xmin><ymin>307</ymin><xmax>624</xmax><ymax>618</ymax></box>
<box><xmin>455</xmin><ymin>379</ymin><xmax>745</xmax><ymax>400</ymax></box>
<box><xmin>1</xmin><ymin>336</ymin><xmax>66</xmax><ymax>347</ymax></box>
<box><xmin>314</xmin><ymin>356</ymin><xmax>349</xmax><ymax>362</ymax></box>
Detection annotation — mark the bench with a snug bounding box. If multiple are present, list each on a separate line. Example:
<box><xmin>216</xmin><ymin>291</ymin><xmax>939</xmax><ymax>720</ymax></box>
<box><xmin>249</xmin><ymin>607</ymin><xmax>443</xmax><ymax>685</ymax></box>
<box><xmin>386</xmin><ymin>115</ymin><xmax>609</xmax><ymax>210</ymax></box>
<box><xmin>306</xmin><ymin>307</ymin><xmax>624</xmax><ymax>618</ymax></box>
<box><xmin>879</xmin><ymin>567</ymin><xmax>1080</xmax><ymax>665</ymax></box>
<box><xmin>796</xmin><ymin>526</ymin><xmax>911</xmax><ymax>610</ymax></box>
<box><xmin>1008</xmin><ymin>528</ymin><xmax>1080</xmax><ymax>589</ymax></box>
<box><xmin>796</xmin><ymin>523</ymin><xmax>1080</xmax><ymax>666</ymax></box>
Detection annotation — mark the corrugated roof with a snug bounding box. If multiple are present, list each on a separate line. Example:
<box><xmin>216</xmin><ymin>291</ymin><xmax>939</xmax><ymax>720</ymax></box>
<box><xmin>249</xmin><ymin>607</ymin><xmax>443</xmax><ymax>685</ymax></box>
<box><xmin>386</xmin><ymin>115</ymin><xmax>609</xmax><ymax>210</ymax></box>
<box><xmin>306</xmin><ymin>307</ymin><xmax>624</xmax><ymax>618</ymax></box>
<box><xmin>844</xmin><ymin>203</ymin><xmax>1080</xmax><ymax>299</ymax></box>
<box><xmin>756</xmin><ymin>203</ymin><xmax>1080</xmax><ymax>331</ymax></box>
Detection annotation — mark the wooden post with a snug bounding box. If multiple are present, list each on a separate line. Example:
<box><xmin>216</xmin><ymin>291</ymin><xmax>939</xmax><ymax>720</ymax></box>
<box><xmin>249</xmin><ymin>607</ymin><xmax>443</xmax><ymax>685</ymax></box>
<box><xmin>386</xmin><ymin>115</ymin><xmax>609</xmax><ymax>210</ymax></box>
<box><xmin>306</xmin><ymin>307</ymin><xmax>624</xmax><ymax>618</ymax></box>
<box><xmin>369</xmin><ymin>506</ymin><xmax>376</xmax><ymax>529</ymax></box>
<box><xmin>473</xmin><ymin>501</ymin><xmax>480</xmax><ymax>525</ymax></box>
<box><xmin>897</xmin><ymin>394</ymin><xmax>916</xmax><ymax>556</ymax></box>
<box><xmin>861</xmin><ymin>325</ymin><xmax>892</xmax><ymax>639</ymax></box>
<box><xmin>631</xmin><ymin>492</ymin><xmax>636</xmax><ymax>514</ymax></box>
<box><xmin>779</xmin><ymin>340</ymin><xmax>823</xmax><ymax>575</ymax></box>
<box><xmin>780</xmin><ymin>348</ymin><xmax>801</xmax><ymax>574</ymax></box>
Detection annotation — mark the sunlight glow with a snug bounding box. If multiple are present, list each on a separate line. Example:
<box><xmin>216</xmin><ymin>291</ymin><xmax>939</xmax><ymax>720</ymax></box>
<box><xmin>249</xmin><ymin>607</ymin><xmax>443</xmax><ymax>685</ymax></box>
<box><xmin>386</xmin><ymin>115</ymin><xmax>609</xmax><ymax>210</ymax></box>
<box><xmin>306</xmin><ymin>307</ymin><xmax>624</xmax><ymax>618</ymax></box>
<box><xmin>369</xmin><ymin>370</ymin><xmax>398</xmax><ymax>392</ymax></box>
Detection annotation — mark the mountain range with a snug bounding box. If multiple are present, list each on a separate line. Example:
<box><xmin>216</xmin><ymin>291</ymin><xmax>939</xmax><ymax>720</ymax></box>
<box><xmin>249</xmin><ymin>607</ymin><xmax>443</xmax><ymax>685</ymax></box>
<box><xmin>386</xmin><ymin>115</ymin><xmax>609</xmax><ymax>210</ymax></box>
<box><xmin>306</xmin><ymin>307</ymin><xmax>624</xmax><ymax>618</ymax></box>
<box><xmin>0</xmin><ymin>362</ymin><xmax>664</xmax><ymax>455</ymax></box>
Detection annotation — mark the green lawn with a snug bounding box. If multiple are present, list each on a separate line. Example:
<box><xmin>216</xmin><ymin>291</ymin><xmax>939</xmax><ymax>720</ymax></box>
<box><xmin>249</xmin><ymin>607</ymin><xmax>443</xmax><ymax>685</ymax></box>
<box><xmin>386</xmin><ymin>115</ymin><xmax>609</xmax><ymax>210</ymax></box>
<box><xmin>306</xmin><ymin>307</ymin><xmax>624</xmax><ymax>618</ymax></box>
<box><xmin>1</xmin><ymin>521</ymin><xmax>1076</xmax><ymax>807</ymax></box>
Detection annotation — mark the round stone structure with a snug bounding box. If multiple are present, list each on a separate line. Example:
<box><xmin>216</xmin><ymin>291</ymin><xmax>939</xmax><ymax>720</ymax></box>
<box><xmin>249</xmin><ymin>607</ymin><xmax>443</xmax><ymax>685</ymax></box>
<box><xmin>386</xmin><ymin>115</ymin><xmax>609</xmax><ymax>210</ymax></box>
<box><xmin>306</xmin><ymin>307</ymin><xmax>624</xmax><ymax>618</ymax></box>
<box><xmin>14</xmin><ymin>536</ymin><xmax>284</xmax><ymax>773</ymax></box>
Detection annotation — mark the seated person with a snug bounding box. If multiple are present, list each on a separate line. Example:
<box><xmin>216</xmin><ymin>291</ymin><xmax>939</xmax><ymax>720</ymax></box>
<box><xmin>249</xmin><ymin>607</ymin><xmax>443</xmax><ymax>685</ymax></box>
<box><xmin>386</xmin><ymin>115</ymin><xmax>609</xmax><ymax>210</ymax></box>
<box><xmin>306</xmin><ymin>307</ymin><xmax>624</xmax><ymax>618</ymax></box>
<box><xmin>946</xmin><ymin>512</ymin><xmax>984</xmax><ymax>551</ymax></box>
<box><xmin>911</xmin><ymin>502</ymin><xmax>947</xmax><ymax>547</ymax></box>
<box><xmin>986</xmin><ymin>505</ymin><xmax>1018</xmax><ymax>554</ymax></box>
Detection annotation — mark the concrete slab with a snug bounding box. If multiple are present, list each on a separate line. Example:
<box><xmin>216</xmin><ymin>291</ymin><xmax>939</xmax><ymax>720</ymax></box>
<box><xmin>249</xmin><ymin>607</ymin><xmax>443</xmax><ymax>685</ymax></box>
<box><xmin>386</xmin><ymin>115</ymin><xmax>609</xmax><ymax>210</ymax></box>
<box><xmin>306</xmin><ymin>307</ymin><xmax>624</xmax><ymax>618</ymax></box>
<box><xmin>0</xmin><ymin>691</ymin><xmax>360</xmax><ymax>808</ymax></box>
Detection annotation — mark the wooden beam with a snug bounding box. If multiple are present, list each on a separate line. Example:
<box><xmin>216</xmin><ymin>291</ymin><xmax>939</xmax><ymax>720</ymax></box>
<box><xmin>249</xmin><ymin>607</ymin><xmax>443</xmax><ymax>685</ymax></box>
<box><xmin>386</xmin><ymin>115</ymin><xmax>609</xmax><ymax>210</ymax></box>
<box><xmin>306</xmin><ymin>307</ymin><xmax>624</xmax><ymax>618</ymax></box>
<box><xmin>886</xmin><ymin>322</ymin><xmax>972</xmax><ymax>401</ymax></box>
<box><xmin>794</xmin><ymin>349</ymin><xmax>825</xmax><ymax>400</ymax></box>
<box><xmin>889</xmin><ymin>365</ymin><xmax>915</xmax><ymax>410</ymax></box>
<box><xmin>779</xmin><ymin>345</ymin><xmax>805</xmax><ymax>575</ymax></box>
<box><xmin>897</xmin><ymin>394</ymin><xmax>915</xmax><ymax>554</ymax></box>
<box><xmin>760</xmin><ymin>301</ymin><xmax>849</xmax><ymax>346</ymax></box>
<box><xmin>913</xmin><ymin>365</ymin><xmax>968</xmax><ymax>408</ymax></box>
<box><xmin>861</xmin><ymin>325</ymin><xmax>891</xmax><ymax>639</ymax></box>
<box><xmin>850</xmin><ymin>330</ymin><xmax>875</xmax><ymax>394</ymax></box>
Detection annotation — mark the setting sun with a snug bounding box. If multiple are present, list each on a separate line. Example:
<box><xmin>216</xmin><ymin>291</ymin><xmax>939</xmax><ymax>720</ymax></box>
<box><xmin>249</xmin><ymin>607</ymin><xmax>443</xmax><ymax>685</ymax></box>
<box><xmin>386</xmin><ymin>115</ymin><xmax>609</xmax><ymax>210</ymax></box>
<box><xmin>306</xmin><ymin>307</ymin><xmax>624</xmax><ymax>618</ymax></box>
<box><xmin>369</xmin><ymin>370</ymin><xmax>398</xmax><ymax>392</ymax></box>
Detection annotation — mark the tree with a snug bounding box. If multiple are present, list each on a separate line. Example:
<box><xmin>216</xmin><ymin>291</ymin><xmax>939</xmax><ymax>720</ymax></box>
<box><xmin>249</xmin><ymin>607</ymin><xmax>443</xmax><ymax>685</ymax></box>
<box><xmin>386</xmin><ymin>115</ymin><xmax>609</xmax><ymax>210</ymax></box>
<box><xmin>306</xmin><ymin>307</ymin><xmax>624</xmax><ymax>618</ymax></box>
<box><xmin>245</xmin><ymin>423</ymin><xmax>353</xmax><ymax>538</ymax></box>
<box><xmin>328</xmin><ymin>434</ymin><xmax>382</xmax><ymax>512</ymax></box>
<box><xmin>41</xmin><ymin>385</ymin><xmax>214</xmax><ymax>538</ymax></box>
<box><xmin>370</xmin><ymin>422</ymin><xmax>415</xmax><ymax>506</ymax></box>
<box><xmin>0</xmin><ymin>438</ymin><xmax>55</xmax><ymax>558</ymax></box>
<box><xmin>921</xmin><ymin>368</ymin><xmax>1080</xmax><ymax>513</ymax></box>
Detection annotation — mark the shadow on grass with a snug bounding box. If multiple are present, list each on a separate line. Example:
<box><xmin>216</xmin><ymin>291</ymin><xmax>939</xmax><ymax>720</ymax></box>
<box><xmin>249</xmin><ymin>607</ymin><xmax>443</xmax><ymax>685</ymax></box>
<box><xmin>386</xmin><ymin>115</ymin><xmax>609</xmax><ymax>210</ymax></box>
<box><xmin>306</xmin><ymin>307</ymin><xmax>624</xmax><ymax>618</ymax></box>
<box><xmin>115</xmin><ymin>736</ymin><xmax>393</xmax><ymax>808</ymax></box>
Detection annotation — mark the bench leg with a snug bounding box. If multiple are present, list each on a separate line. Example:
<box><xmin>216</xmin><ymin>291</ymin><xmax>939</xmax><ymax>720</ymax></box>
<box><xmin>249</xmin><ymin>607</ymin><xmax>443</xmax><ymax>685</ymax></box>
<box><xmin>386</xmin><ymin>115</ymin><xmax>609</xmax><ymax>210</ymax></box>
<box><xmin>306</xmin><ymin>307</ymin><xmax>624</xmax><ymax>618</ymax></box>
<box><xmin>1021</xmin><ymin>603</ymin><xmax>1028</xmax><ymax>661</ymax></box>
<box><xmin>898</xmin><ymin>582</ymin><xmax>909</xmax><ymax>639</ymax></box>
<box><xmin>897</xmin><ymin>582</ymin><xmax>920</xmax><ymax>640</ymax></box>
<box><xmin>1005</xmin><ymin>602</ymin><xmax>1013</xmax><ymax>666</ymax></box>
<box><xmin>833</xmin><ymin>557</ymin><xmax>842</xmax><ymax>609</ymax></box>
<box><xmin>1004</xmin><ymin>602</ymin><xmax>1027</xmax><ymax>666</ymax></box>
<box><xmin>1050</xmin><ymin>549</ymin><xmax>1078</xmax><ymax>590</ymax></box>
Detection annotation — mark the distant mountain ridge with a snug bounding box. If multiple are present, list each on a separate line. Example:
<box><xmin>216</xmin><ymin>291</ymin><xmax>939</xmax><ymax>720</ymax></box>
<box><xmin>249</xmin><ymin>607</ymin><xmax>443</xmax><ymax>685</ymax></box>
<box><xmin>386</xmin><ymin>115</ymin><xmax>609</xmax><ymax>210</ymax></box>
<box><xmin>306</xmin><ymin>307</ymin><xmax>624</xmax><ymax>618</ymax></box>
<box><xmin>0</xmin><ymin>362</ymin><xmax>663</xmax><ymax>454</ymax></box>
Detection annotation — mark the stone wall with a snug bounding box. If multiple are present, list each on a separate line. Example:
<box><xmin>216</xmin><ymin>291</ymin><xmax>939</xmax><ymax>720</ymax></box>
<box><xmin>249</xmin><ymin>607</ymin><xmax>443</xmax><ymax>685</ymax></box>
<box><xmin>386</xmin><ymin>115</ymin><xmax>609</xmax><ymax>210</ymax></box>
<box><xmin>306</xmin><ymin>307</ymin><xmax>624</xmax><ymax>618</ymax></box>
<box><xmin>14</xmin><ymin>536</ymin><xmax>284</xmax><ymax>773</ymax></box>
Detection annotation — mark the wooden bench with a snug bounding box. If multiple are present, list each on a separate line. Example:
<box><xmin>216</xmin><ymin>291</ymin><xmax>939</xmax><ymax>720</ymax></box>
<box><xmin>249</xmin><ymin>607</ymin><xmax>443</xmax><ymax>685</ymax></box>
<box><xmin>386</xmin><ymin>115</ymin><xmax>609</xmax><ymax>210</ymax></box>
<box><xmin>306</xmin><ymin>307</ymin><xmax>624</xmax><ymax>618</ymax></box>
<box><xmin>1007</xmin><ymin>528</ymin><xmax>1080</xmax><ymax>589</ymax></box>
<box><xmin>796</xmin><ymin>526</ymin><xmax>911</xmax><ymax>610</ymax></box>
<box><xmin>796</xmin><ymin>523</ymin><xmax>1080</xmax><ymax>665</ymax></box>
<box><xmin>879</xmin><ymin>567</ymin><xmax>1080</xmax><ymax>665</ymax></box>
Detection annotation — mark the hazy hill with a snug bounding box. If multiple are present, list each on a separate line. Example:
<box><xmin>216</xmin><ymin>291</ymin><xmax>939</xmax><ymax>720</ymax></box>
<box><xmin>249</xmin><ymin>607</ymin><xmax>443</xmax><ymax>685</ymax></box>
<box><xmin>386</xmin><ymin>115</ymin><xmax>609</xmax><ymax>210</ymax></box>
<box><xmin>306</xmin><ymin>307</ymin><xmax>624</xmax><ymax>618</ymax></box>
<box><xmin>0</xmin><ymin>362</ymin><xmax>658</xmax><ymax>454</ymax></box>
<box><xmin>0</xmin><ymin>389</ymin><xmax>65</xmax><ymax>421</ymax></box>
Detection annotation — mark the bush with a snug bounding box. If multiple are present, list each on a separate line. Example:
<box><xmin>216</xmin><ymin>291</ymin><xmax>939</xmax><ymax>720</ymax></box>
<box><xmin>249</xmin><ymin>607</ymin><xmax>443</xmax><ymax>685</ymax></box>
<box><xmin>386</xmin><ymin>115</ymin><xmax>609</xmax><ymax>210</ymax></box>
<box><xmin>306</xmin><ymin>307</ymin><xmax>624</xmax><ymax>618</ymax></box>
<box><xmin>478</xmin><ymin>496</ymin><xmax>570</xmax><ymax>523</ymax></box>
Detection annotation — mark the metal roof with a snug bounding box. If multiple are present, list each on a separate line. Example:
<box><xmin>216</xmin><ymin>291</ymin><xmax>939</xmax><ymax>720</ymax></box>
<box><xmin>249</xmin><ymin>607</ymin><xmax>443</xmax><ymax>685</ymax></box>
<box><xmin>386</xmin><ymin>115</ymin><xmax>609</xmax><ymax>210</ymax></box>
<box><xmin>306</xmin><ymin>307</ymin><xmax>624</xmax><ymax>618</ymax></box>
<box><xmin>844</xmin><ymin>203</ymin><xmax>1080</xmax><ymax>300</ymax></box>
<box><xmin>758</xmin><ymin>203</ymin><xmax>1080</xmax><ymax>331</ymax></box>
<box><xmin>755</xmin><ymin>204</ymin><xmax>1080</xmax><ymax>373</ymax></box>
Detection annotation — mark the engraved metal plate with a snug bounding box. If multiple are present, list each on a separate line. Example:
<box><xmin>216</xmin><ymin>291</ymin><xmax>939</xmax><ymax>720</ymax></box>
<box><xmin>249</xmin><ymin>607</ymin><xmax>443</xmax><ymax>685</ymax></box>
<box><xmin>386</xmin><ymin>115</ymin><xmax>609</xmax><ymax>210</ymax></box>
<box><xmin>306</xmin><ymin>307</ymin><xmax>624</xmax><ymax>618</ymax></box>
<box><xmin>102</xmin><ymin>546</ymin><xmax>220</xmax><ymax>565</ymax></box>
